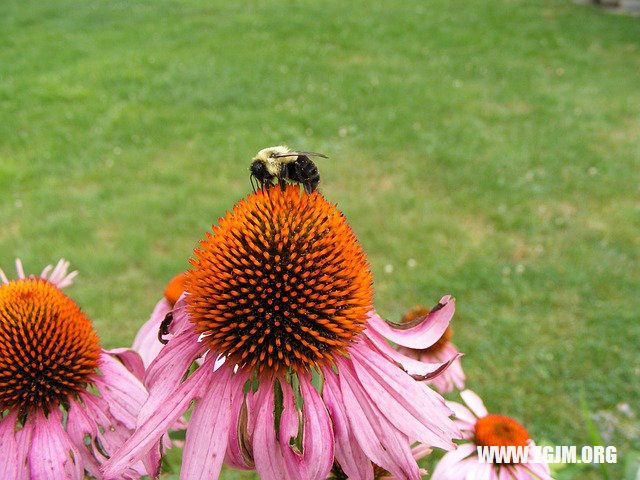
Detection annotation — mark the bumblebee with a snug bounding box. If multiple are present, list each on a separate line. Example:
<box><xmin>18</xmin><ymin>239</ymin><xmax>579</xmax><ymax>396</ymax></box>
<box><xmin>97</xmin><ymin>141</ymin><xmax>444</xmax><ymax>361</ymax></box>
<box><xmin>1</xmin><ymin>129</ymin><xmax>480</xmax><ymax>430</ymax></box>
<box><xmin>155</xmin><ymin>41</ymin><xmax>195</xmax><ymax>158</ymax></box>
<box><xmin>249</xmin><ymin>145</ymin><xmax>328</xmax><ymax>193</ymax></box>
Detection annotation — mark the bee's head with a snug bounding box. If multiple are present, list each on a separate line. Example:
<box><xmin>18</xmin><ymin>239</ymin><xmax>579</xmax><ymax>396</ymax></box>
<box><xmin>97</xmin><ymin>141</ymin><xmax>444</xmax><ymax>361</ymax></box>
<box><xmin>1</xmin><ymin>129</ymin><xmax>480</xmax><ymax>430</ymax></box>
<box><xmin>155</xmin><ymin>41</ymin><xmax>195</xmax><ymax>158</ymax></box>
<box><xmin>251</xmin><ymin>145</ymin><xmax>291</xmax><ymax>165</ymax></box>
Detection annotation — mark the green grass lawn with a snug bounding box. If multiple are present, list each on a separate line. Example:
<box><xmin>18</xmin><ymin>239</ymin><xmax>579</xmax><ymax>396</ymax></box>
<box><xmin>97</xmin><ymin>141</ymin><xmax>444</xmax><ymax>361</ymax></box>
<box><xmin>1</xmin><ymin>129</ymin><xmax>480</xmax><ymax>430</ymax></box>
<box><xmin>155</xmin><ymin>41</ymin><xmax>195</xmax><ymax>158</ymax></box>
<box><xmin>1</xmin><ymin>0</ymin><xmax>639</xmax><ymax>478</ymax></box>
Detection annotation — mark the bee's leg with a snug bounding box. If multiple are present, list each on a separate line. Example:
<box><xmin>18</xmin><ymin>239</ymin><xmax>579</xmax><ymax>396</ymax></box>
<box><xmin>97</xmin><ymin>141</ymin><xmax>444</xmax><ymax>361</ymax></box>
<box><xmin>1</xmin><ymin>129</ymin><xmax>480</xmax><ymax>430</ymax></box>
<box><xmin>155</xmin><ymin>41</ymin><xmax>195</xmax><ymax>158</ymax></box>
<box><xmin>278</xmin><ymin>163</ymin><xmax>288</xmax><ymax>189</ymax></box>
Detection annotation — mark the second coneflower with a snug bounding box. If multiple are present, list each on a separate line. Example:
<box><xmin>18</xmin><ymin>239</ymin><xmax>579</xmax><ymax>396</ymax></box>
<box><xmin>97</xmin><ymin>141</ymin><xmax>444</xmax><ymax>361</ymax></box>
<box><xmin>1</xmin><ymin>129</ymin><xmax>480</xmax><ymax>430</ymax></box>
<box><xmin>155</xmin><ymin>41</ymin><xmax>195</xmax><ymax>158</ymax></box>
<box><xmin>103</xmin><ymin>185</ymin><xmax>461</xmax><ymax>480</ymax></box>
<box><xmin>0</xmin><ymin>259</ymin><xmax>148</xmax><ymax>479</ymax></box>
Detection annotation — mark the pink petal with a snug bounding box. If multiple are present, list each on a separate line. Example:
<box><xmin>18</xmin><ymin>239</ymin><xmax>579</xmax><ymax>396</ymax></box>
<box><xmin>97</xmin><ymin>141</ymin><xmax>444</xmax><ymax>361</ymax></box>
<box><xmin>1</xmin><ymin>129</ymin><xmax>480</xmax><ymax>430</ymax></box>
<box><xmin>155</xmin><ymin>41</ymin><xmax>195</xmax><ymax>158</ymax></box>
<box><xmin>181</xmin><ymin>366</ymin><xmax>245</xmax><ymax>480</ymax></box>
<box><xmin>252</xmin><ymin>378</ymin><xmax>291</xmax><ymax>480</ymax></box>
<box><xmin>348</xmin><ymin>342</ymin><xmax>459</xmax><ymax>448</ymax></box>
<box><xmin>438</xmin><ymin>343</ymin><xmax>466</xmax><ymax>390</ymax></box>
<box><xmin>410</xmin><ymin>443</ymin><xmax>432</xmax><ymax>462</ymax></box>
<box><xmin>466</xmin><ymin>462</ymin><xmax>493</xmax><ymax>480</ymax></box>
<box><xmin>365</xmin><ymin>327</ymin><xmax>459</xmax><ymax>380</ymax></box>
<box><xmin>460</xmin><ymin>390</ymin><xmax>489</xmax><ymax>418</ymax></box>
<box><xmin>139</xmin><ymin>325</ymin><xmax>205</xmax><ymax>426</ymax></box>
<box><xmin>170</xmin><ymin>293</ymin><xmax>195</xmax><ymax>335</ymax></box>
<box><xmin>132</xmin><ymin>298</ymin><xmax>172</xmax><ymax>368</ymax></box>
<box><xmin>0</xmin><ymin>411</ymin><xmax>22</xmax><ymax>479</ymax></box>
<box><xmin>104</xmin><ymin>347</ymin><xmax>146</xmax><ymax>381</ymax></box>
<box><xmin>445</xmin><ymin>400</ymin><xmax>477</xmax><ymax>436</ymax></box>
<box><xmin>68</xmin><ymin>395</ymin><xmax>148</xmax><ymax>479</ymax></box>
<box><xmin>66</xmin><ymin>397</ymin><xmax>105</xmax><ymax>476</ymax></box>
<box><xmin>101</xmin><ymin>361</ymin><xmax>212</xmax><ymax>480</ymax></box>
<box><xmin>336</xmin><ymin>358</ymin><xmax>421</xmax><ymax>480</ymax></box>
<box><xmin>430</xmin><ymin>443</ymin><xmax>476</xmax><ymax>480</ymax></box>
<box><xmin>28</xmin><ymin>409</ymin><xmax>83</xmax><ymax>480</ymax></box>
<box><xmin>225</xmin><ymin>387</ymin><xmax>255</xmax><ymax>470</ymax></box>
<box><xmin>498</xmin><ymin>467</ymin><xmax>512</xmax><ymax>480</ymax></box>
<box><xmin>522</xmin><ymin>462</ymin><xmax>552</xmax><ymax>480</ymax></box>
<box><xmin>322</xmin><ymin>368</ymin><xmax>374</xmax><ymax>480</ymax></box>
<box><xmin>15</xmin><ymin>419</ymin><xmax>34</xmax><ymax>479</ymax></box>
<box><xmin>280</xmin><ymin>375</ymin><xmax>334</xmax><ymax>480</ymax></box>
<box><xmin>94</xmin><ymin>351</ymin><xmax>148</xmax><ymax>430</ymax></box>
<box><xmin>366</xmin><ymin>296</ymin><xmax>455</xmax><ymax>349</ymax></box>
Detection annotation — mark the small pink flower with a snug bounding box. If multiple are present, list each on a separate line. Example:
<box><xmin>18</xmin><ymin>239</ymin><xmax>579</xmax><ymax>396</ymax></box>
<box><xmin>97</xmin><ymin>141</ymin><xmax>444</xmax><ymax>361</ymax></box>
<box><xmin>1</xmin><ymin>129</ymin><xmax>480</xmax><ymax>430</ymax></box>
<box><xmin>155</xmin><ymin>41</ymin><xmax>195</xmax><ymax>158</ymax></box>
<box><xmin>132</xmin><ymin>272</ymin><xmax>187</xmax><ymax>367</ymax></box>
<box><xmin>103</xmin><ymin>186</ymin><xmax>460</xmax><ymax>480</ymax></box>
<box><xmin>432</xmin><ymin>389</ymin><xmax>553</xmax><ymax>480</ymax></box>
<box><xmin>0</xmin><ymin>259</ymin><xmax>149</xmax><ymax>479</ymax></box>
<box><xmin>395</xmin><ymin>305</ymin><xmax>465</xmax><ymax>393</ymax></box>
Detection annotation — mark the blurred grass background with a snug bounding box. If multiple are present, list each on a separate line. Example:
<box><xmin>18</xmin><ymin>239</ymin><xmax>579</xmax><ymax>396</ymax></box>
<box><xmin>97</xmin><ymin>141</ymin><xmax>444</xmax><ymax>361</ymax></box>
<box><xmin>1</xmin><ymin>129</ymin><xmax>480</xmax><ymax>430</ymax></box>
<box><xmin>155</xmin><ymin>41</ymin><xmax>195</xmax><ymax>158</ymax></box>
<box><xmin>1</xmin><ymin>0</ymin><xmax>639</xmax><ymax>478</ymax></box>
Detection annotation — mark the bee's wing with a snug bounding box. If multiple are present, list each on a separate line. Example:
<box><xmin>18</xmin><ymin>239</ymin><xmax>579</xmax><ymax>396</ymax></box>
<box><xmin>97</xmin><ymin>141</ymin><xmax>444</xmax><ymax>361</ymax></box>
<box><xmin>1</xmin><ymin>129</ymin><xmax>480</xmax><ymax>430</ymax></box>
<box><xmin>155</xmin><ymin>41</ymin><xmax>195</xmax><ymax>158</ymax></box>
<box><xmin>272</xmin><ymin>151</ymin><xmax>328</xmax><ymax>159</ymax></box>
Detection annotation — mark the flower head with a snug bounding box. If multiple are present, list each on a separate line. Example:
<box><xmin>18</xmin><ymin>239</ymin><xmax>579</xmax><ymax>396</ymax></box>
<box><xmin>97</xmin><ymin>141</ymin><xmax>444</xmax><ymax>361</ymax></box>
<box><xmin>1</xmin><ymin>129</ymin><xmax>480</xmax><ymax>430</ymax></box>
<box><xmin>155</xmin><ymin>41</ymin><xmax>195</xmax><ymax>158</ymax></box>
<box><xmin>104</xmin><ymin>185</ymin><xmax>460</xmax><ymax>480</ymax></box>
<box><xmin>395</xmin><ymin>305</ymin><xmax>465</xmax><ymax>393</ymax></box>
<box><xmin>0</xmin><ymin>273</ymin><xmax>100</xmax><ymax>415</ymax></box>
<box><xmin>431</xmin><ymin>389</ymin><xmax>552</xmax><ymax>480</ymax></box>
<box><xmin>186</xmin><ymin>185</ymin><xmax>373</xmax><ymax>374</ymax></box>
<box><xmin>0</xmin><ymin>259</ymin><xmax>149</xmax><ymax>479</ymax></box>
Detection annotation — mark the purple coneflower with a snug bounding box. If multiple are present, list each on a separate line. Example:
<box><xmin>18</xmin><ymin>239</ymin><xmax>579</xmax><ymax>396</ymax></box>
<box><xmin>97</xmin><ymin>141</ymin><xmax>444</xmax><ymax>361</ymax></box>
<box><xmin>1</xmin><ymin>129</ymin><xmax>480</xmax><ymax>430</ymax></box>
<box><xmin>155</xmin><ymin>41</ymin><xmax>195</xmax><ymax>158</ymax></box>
<box><xmin>432</xmin><ymin>389</ymin><xmax>552</xmax><ymax>480</ymax></box>
<box><xmin>394</xmin><ymin>305</ymin><xmax>465</xmax><ymax>393</ymax></box>
<box><xmin>103</xmin><ymin>185</ymin><xmax>461</xmax><ymax>480</ymax></box>
<box><xmin>0</xmin><ymin>259</ymin><xmax>148</xmax><ymax>479</ymax></box>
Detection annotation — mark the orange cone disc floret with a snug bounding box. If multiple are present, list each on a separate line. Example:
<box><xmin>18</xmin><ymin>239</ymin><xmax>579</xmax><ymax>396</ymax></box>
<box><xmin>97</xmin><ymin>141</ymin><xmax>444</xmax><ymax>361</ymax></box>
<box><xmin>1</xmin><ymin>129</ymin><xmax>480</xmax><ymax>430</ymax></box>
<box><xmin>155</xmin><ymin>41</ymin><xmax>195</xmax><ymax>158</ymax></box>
<box><xmin>402</xmin><ymin>305</ymin><xmax>452</xmax><ymax>354</ymax></box>
<box><xmin>0</xmin><ymin>278</ymin><xmax>100</xmax><ymax>414</ymax></box>
<box><xmin>164</xmin><ymin>272</ymin><xmax>187</xmax><ymax>306</ymax></box>
<box><xmin>186</xmin><ymin>185</ymin><xmax>374</xmax><ymax>375</ymax></box>
<box><xmin>474</xmin><ymin>414</ymin><xmax>530</xmax><ymax>449</ymax></box>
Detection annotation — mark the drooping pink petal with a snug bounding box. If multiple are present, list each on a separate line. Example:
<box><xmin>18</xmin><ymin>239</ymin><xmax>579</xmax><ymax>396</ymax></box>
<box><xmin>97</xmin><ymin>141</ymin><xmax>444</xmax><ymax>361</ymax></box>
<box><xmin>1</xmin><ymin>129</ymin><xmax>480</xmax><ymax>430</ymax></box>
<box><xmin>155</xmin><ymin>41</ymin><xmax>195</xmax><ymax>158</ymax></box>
<box><xmin>140</xmin><ymin>324</ymin><xmax>206</xmax><ymax>425</ymax></box>
<box><xmin>225</xmin><ymin>386</ymin><xmax>255</xmax><ymax>470</ymax></box>
<box><xmin>28</xmin><ymin>409</ymin><xmax>83</xmax><ymax>480</ymax></box>
<box><xmin>335</xmin><ymin>358</ymin><xmax>422</xmax><ymax>480</ymax></box>
<box><xmin>460</xmin><ymin>390</ymin><xmax>489</xmax><ymax>418</ymax></box>
<box><xmin>101</xmin><ymin>361</ymin><xmax>212</xmax><ymax>480</ymax></box>
<box><xmin>365</xmin><ymin>327</ymin><xmax>461</xmax><ymax>380</ymax></box>
<box><xmin>366</xmin><ymin>296</ymin><xmax>455</xmax><ymax>349</ymax></box>
<box><xmin>252</xmin><ymin>378</ymin><xmax>290</xmax><ymax>480</ymax></box>
<box><xmin>104</xmin><ymin>347</ymin><xmax>146</xmax><ymax>381</ymax></box>
<box><xmin>14</xmin><ymin>418</ymin><xmax>33</xmax><ymax>479</ymax></box>
<box><xmin>67</xmin><ymin>395</ymin><xmax>148</xmax><ymax>479</ymax></box>
<box><xmin>498</xmin><ymin>467</ymin><xmax>512</xmax><ymax>480</ymax></box>
<box><xmin>66</xmin><ymin>397</ymin><xmax>104</xmax><ymax>478</ymax></box>
<box><xmin>419</xmin><ymin>342</ymin><xmax>465</xmax><ymax>393</ymax></box>
<box><xmin>410</xmin><ymin>443</ymin><xmax>432</xmax><ymax>462</ymax></box>
<box><xmin>279</xmin><ymin>375</ymin><xmax>334</xmax><ymax>480</ymax></box>
<box><xmin>132</xmin><ymin>298</ymin><xmax>173</xmax><ymax>368</ymax></box>
<box><xmin>322</xmin><ymin>368</ymin><xmax>374</xmax><ymax>480</ymax></box>
<box><xmin>0</xmin><ymin>411</ymin><xmax>21</xmax><ymax>479</ymax></box>
<box><xmin>348</xmin><ymin>342</ymin><xmax>459</xmax><ymax>448</ymax></box>
<box><xmin>94</xmin><ymin>351</ymin><xmax>148</xmax><ymax>431</ymax></box>
<box><xmin>169</xmin><ymin>293</ymin><xmax>194</xmax><ymax>335</ymax></box>
<box><xmin>180</xmin><ymin>366</ymin><xmax>245</xmax><ymax>480</ymax></box>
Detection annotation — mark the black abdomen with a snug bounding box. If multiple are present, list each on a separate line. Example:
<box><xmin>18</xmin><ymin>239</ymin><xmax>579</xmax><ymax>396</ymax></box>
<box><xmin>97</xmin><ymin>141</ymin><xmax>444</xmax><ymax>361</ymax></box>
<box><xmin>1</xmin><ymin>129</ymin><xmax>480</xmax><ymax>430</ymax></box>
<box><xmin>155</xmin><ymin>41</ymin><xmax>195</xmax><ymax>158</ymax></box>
<box><xmin>288</xmin><ymin>155</ymin><xmax>320</xmax><ymax>193</ymax></box>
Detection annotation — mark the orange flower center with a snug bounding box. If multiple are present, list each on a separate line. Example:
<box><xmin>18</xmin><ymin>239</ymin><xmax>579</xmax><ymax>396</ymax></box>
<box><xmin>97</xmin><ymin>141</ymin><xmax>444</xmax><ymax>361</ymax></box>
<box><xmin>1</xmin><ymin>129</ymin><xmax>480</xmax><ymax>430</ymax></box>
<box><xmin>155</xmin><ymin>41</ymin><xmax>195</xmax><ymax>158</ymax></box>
<box><xmin>0</xmin><ymin>278</ymin><xmax>100</xmax><ymax>414</ymax></box>
<box><xmin>186</xmin><ymin>185</ymin><xmax>373</xmax><ymax>375</ymax></box>
<box><xmin>164</xmin><ymin>272</ymin><xmax>187</xmax><ymax>305</ymax></box>
<box><xmin>402</xmin><ymin>305</ymin><xmax>452</xmax><ymax>354</ymax></box>
<box><xmin>474</xmin><ymin>414</ymin><xmax>530</xmax><ymax>449</ymax></box>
